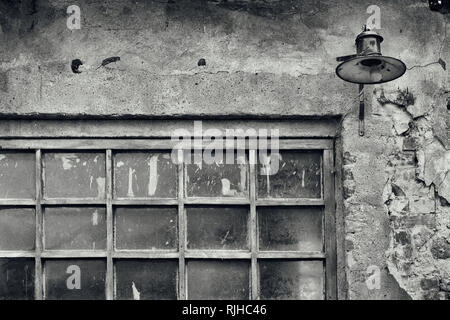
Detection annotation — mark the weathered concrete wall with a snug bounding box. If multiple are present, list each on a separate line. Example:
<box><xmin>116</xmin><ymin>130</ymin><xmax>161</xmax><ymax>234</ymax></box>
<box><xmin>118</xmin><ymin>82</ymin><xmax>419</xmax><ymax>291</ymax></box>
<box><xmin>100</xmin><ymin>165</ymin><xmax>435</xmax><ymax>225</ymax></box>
<box><xmin>0</xmin><ymin>0</ymin><xmax>449</xmax><ymax>299</ymax></box>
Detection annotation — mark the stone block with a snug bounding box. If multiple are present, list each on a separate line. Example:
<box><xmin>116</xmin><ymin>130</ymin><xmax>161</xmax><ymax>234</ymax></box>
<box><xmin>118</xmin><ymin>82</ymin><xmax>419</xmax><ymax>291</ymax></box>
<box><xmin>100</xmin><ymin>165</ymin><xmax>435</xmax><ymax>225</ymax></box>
<box><xmin>431</xmin><ymin>237</ymin><xmax>450</xmax><ymax>259</ymax></box>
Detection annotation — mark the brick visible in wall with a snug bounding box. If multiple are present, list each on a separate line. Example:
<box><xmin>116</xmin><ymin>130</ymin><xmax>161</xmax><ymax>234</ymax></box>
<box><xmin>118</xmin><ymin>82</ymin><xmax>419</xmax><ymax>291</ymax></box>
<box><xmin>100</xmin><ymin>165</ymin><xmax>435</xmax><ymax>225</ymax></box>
<box><xmin>431</xmin><ymin>237</ymin><xmax>450</xmax><ymax>259</ymax></box>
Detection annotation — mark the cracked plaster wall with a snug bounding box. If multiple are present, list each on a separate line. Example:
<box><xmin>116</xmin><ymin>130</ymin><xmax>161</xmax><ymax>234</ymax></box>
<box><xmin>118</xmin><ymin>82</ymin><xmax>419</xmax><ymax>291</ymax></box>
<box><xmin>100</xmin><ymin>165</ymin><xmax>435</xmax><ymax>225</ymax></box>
<box><xmin>0</xmin><ymin>0</ymin><xmax>449</xmax><ymax>299</ymax></box>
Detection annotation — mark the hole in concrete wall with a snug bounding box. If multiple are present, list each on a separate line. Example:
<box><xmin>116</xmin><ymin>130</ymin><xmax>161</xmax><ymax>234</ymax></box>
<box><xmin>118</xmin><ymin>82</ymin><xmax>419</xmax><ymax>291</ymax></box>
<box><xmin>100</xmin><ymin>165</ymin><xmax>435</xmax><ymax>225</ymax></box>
<box><xmin>71</xmin><ymin>59</ymin><xmax>83</xmax><ymax>74</ymax></box>
<box><xmin>197</xmin><ymin>58</ymin><xmax>206</xmax><ymax>66</ymax></box>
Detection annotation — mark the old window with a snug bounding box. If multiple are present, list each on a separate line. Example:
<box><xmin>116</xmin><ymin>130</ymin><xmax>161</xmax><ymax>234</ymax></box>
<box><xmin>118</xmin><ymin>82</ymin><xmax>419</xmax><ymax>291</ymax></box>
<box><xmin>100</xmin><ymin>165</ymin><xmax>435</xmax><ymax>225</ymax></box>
<box><xmin>0</xmin><ymin>120</ymin><xmax>337</xmax><ymax>300</ymax></box>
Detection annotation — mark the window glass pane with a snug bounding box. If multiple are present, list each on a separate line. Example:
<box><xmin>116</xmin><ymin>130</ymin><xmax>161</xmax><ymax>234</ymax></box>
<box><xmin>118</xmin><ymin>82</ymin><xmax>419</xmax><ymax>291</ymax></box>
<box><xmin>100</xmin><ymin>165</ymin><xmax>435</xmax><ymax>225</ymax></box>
<box><xmin>115</xmin><ymin>260</ymin><xmax>178</xmax><ymax>300</ymax></box>
<box><xmin>0</xmin><ymin>208</ymin><xmax>35</xmax><ymax>251</ymax></box>
<box><xmin>0</xmin><ymin>152</ymin><xmax>35</xmax><ymax>199</ymax></box>
<box><xmin>186</xmin><ymin>151</ymin><xmax>248</xmax><ymax>198</ymax></box>
<box><xmin>258</xmin><ymin>151</ymin><xmax>322</xmax><ymax>198</ymax></box>
<box><xmin>44</xmin><ymin>207</ymin><xmax>106</xmax><ymax>250</ymax></box>
<box><xmin>0</xmin><ymin>259</ymin><xmax>34</xmax><ymax>300</ymax></box>
<box><xmin>114</xmin><ymin>152</ymin><xmax>177</xmax><ymax>199</ymax></box>
<box><xmin>187</xmin><ymin>260</ymin><xmax>249</xmax><ymax>299</ymax></box>
<box><xmin>258</xmin><ymin>207</ymin><xmax>323</xmax><ymax>251</ymax></box>
<box><xmin>187</xmin><ymin>206</ymin><xmax>248</xmax><ymax>250</ymax></box>
<box><xmin>115</xmin><ymin>207</ymin><xmax>177</xmax><ymax>250</ymax></box>
<box><xmin>259</xmin><ymin>260</ymin><xmax>324</xmax><ymax>300</ymax></box>
<box><xmin>44</xmin><ymin>259</ymin><xmax>106</xmax><ymax>300</ymax></box>
<box><xmin>43</xmin><ymin>153</ymin><xmax>105</xmax><ymax>199</ymax></box>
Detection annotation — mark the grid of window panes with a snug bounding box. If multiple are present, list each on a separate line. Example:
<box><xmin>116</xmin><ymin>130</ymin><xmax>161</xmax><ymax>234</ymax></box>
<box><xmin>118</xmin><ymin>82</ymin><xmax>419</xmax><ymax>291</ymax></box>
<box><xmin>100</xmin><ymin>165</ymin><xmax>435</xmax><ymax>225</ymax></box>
<box><xmin>0</xmin><ymin>144</ymin><xmax>334</xmax><ymax>300</ymax></box>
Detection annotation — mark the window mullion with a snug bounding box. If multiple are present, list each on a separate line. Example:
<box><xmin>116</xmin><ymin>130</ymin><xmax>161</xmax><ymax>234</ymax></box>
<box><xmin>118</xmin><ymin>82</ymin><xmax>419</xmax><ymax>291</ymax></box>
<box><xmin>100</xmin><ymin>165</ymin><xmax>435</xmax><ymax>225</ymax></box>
<box><xmin>178</xmin><ymin>150</ymin><xmax>186</xmax><ymax>300</ymax></box>
<box><xmin>35</xmin><ymin>149</ymin><xmax>43</xmax><ymax>300</ymax></box>
<box><xmin>106</xmin><ymin>150</ymin><xmax>114</xmax><ymax>300</ymax></box>
<box><xmin>249</xmin><ymin>149</ymin><xmax>258</xmax><ymax>300</ymax></box>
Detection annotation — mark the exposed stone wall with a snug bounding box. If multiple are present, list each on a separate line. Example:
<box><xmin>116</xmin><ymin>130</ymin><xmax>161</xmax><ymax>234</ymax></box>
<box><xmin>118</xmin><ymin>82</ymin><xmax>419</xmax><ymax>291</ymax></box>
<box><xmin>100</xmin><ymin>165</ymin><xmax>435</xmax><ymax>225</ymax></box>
<box><xmin>0</xmin><ymin>0</ymin><xmax>449</xmax><ymax>299</ymax></box>
<box><xmin>342</xmin><ymin>83</ymin><xmax>449</xmax><ymax>299</ymax></box>
<box><xmin>379</xmin><ymin>87</ymin><xmax>450</xmax><ymax>300</ymax></box>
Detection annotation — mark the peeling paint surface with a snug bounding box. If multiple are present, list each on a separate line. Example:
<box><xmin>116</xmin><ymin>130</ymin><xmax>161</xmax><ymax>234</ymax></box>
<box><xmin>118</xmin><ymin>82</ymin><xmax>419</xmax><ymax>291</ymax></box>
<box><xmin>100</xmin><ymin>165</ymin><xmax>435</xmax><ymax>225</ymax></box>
<box><xmin>417</xmin><ymin>142</ymin><xmax>450</xmax><ymax>201</ymax></box>
<box><xmin>131</xmin><ymin>282</ymin><xmax>141</xmax><ymax>300</ymax></box>
<box><xmin>147</xmin><ymin>154</ymin><xmax>159</xmax><ymax>196</ymax></box>
<box><xmin>114</xmin><ymin>152</ymin><xmax>177</xmax><ymax>198</ymax></box>
<box><xmin>44</xmin><ymin>153</ymin><xmax>106</xmax><ymax>199</ymax></box>
<box><xmin>186</xmin><ymin>153</ymin><xmax>248</xmax><ymax>198</ymax></box>
<box><xmin>258</xmin><ymin>151</ymin><xmax>322</xmax><ymax>199</ymax></box>
<box><xmin>346</xmin><ymin>86</ymin><xmax>450</xmax><ymax>300</ymax></box>
<box><xmin>115</xmin><ymin>260</ymin><xmax>178</xmax><ymax>300</ymax></box>
<box><xmin>0</xmin><ymin>259</ymin><xmax>34</xmax><ymax>300</ymax></box>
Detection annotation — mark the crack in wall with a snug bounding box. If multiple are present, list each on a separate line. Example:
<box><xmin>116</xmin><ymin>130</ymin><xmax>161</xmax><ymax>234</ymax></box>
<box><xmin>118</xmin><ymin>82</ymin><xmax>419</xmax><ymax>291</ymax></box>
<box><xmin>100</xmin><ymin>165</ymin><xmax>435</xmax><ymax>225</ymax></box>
<box><xmin>407</xmin><ymin>20</ymin><xmax>448</xmax><ymax>71</ymax></box>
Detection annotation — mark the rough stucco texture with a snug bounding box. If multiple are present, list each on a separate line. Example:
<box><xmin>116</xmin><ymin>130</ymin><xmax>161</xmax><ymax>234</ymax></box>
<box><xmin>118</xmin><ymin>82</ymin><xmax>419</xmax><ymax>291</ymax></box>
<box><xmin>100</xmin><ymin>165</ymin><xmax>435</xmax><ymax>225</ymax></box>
<box><xmin>0</xmin><ymin>0</ymin><xmax>449</xmax><ymax>299</ymax></box>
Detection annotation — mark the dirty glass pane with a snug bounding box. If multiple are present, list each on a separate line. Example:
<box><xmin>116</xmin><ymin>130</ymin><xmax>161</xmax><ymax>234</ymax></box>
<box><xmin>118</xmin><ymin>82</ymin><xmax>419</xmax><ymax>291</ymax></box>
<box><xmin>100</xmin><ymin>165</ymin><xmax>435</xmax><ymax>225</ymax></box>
<box><xmin>186</xmin><ymin>151</ymin><xmax>248</xmax><ymax>198</ymax></box>
<box><xmin>257</xmin><ymin>151</ymin><xmax>322</xmax><ymax>198</ymax></box>
<box><xmin>186</xmin><ymin>206</ymin><xmax>249</xmax><ymax>250</ymax></box>
<box><xmin>0</xmin><ymin>259</ymin><xmax>35</xmax><ymax>300</ymax></box>
<box><xmin>0</xmin><ymin>208</ymin><xmax>35</xmax><ymax>251</ymax></box>
<box><xmin>43</xmin><ymin>153</ymin><xmax>106</xmax><ymax>199</ymax></box>
<box><xmin>115</xmin><ymin>260</ymin><xmax>178</xmax><ymax>300</ymax></box>
<box><xmin>187</xmin><ymin>260</ymin><xmax>249</xmax><ymax>299</ymax></box>
<box><xmin>44</xmin><ymin>259</ymin><xmax>106</xmax><ymax>300</ymax></box>
<box><xmin>114</xmin><ymin>152</ymin><xmax>177</xmax><ymax>199</ymax></box>
<box><xmin>0</xmin><ymin>152</ymin><xmax>35</xmax><ymax>199</ymax></box>
<box><xmin>259</xmin><ymin>260</ymin><xmax>324</xmax><ymax>300</ymax></box>
<box><xmin>115</xmin><ymin>207</ymin><xmax>177</xmax><ymax>250</ymax></box>
<box><xmin>44</xmin><ymin>207</ymin><xmax>106</xmax><ymax>250</ymax></box>
<box><xmin>258</xmin><ymin>207</ymin><xmax>323</xmax><ymax>251</ymax></box>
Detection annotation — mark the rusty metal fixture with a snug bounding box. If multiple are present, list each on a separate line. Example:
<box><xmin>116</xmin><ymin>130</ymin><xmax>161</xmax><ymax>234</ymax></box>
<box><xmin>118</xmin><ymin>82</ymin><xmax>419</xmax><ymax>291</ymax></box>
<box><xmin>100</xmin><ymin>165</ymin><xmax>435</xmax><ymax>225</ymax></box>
<box><xmin>335</xmin><ymin>26</ymin><xmax>407</xmax><ymax>136</ymax></box>
<box><xmin>336</xmin><ymin>26</ymin><xmax>406</xmax><ymax>84</ymax></box>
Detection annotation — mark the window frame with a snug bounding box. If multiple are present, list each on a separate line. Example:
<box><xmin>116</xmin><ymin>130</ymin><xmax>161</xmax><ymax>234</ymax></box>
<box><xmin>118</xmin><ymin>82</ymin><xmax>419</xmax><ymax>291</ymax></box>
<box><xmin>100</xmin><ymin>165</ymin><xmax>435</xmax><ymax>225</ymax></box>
<box><xmin>0</xmin><ymin>119</ymin><xmax>339</xmax><ymax>300</ymax></box>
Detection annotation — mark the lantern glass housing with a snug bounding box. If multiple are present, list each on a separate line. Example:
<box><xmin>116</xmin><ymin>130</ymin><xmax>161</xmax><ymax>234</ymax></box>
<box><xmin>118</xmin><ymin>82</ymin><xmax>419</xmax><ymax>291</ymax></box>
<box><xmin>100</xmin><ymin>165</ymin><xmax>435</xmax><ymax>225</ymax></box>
<box><xmin>336</xmin><ymin>29</ymin><xmax>406</xmax><ymax>84</ymax></box>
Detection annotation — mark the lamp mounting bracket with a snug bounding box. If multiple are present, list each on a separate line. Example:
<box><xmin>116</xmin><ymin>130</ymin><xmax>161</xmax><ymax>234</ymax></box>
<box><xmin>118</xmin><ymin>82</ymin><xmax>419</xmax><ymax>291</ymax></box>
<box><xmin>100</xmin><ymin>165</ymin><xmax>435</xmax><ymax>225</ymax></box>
<box><xmin>336</xmin><ymin>54</ymin><xmax>357</xmax><ymax>62</ymax></box>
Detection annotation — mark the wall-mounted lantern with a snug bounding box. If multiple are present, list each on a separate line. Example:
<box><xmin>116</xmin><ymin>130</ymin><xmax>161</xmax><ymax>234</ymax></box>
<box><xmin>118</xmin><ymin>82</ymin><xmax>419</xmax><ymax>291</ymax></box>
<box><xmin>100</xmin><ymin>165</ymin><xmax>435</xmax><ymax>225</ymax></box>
<box><xmin>335</xmin><ymin>26</ymin><xmax>406</xmax><ymax>135</ymax></box>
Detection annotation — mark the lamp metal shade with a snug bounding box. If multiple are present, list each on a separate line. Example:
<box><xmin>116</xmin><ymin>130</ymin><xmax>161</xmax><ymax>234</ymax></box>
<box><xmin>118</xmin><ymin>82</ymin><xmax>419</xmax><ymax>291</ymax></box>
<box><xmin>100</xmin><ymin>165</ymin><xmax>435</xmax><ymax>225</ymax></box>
<box><xmin>335</xmin><ymin>29</ymin><xmax>406</xmax><ymax>84</ymax></box>
<box><xmin>336</xmin><ymin>55</ymin><xmax>406</xmax><ymax>84</ymax></box>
